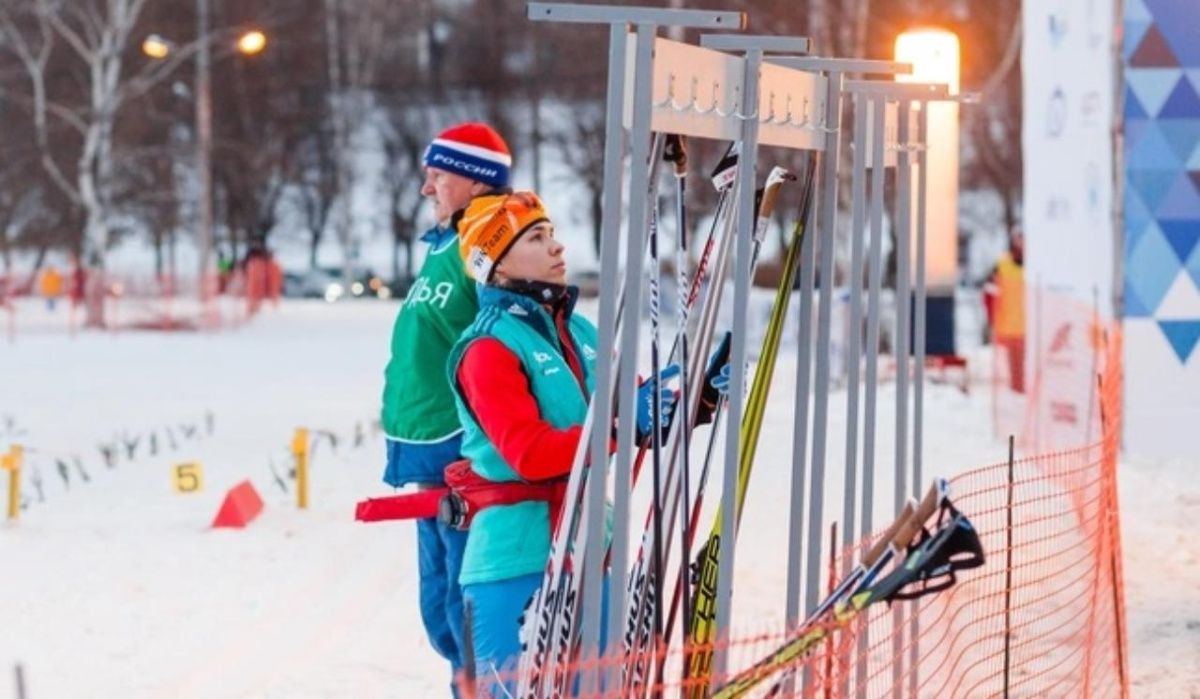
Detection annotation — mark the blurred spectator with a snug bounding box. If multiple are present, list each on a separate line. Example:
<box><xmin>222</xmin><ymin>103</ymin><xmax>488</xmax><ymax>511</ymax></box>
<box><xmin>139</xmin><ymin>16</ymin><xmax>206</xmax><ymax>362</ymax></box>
<box><xmin>989</xmin><ymin>227</ymin><xmax>1025</xmax><ymax>393</ymax></box>
<box><xmin>266</xmin><ymin>255</ymin><xmax>282</xmax><ymax>305</ymax></box>
<box><xmin>39</xmin><ymin>265</ymin><xmax>64</xmax><ymax>311</ymax></box>
<box><xmin>243</xmin><ymin>241</ymin><xmax>281</xmax><ymax>314</ymax></box>
<box><xmin>69</xmin><ymin>255</ymin><xmax>87</xmax><ymax>307</ymax></box>
<box><xmin>217</xmin><ymin>249</ymin><xmax>234</xmax><ymax>294</ymax></box>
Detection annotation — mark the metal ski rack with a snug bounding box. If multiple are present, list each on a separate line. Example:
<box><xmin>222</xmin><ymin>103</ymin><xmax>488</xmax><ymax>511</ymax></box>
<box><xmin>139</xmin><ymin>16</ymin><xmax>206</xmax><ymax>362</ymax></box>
<box><xmin>525</xmin><ymin>4</ymin><xmax>968</xmax><ymax>696</ymax></box>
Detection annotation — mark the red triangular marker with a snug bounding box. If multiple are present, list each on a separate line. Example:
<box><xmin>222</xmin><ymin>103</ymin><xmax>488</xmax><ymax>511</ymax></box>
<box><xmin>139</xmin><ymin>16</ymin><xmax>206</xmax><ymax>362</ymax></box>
<box><xmin>212</xmin><ymin>480</ymin><xmax>264</xmax><ymax>528</ymax></box>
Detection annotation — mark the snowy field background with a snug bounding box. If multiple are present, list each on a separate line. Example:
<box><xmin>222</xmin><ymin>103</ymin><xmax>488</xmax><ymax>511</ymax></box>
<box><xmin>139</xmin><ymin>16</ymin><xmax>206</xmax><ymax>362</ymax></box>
<box><xmin>1</xmin><ymin>297</ymin><xmax>1196</xmax><ymax>697</ymax></box>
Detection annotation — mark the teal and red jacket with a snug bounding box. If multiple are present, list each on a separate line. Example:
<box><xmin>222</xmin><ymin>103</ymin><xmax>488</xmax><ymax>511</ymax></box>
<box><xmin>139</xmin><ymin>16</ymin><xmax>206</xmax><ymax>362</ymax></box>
<box><xmin>448</xmin><ymin>284</ymin><xmax>598</xmax><ymax>585</ymax></box>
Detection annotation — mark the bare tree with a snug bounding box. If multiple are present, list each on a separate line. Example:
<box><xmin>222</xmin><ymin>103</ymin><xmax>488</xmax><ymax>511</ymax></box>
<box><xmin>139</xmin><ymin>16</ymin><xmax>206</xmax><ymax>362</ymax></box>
<box><xmin>0</xmin><ymin>0</ymin><xmax>203</xmax><ymax>325</ymax></box>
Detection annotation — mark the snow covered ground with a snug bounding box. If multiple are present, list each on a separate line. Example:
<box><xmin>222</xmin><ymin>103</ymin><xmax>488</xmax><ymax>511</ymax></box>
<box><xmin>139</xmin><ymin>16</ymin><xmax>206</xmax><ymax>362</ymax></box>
<box><xmin>1</xmin><ymin>298</ymin><xmax>1196</xmax><ymax>697</ymax></box>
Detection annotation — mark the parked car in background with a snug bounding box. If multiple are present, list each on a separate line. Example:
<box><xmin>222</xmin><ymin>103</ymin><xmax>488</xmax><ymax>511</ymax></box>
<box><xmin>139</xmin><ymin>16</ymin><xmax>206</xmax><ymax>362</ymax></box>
<box><xmin>282</xmin><ymin>266</ymin><xmax>391</xmax><ymax>301</ymax></box>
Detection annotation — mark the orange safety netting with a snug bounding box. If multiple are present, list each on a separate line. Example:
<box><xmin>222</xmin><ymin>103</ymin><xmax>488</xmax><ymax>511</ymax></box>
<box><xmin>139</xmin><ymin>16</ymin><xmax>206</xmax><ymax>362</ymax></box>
<box><xmin>0</xmin><ymin>269</ymin><xmax>277</xmax><ymax>336</ymax></box>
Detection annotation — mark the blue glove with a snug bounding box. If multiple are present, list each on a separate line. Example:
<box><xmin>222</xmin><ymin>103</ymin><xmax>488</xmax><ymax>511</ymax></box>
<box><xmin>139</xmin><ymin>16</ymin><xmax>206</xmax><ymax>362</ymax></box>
<box><xmin>709</xmin><ymin>363</ymin><xmax>731</xmax><ymax>396</ymax></box>
<box><xmin>636</xmin><ymin>363</ymin><xmax>680</xmax><ymax>443</ymax></box>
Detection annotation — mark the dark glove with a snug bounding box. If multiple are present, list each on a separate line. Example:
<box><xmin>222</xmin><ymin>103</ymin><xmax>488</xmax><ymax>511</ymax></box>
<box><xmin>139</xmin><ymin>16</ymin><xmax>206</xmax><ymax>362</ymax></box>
<box><xmin>696</xmin><ymin>331</ymin><xmax>732</xmax><ymax>425</ymax></box>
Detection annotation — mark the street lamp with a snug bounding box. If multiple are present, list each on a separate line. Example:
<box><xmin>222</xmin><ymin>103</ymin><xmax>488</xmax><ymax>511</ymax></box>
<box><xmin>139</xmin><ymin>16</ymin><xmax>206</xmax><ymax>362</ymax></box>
<box><xmin>142</xmin><ymin>34</ymin><xmax>172</xmax><ymax>59</ymax></box>
<box><xmin>143</xmin><ymin>19</ymin><xmax>267</xmax><ymax>315</ymax></box>
<box><xmin>236</xmin><ymin>30</ymin><xmax>267</xmax><ymax>56</ymax></box>
<box><xmin>896</xmin><ymin>28</ymin><xmax>960</xmax><ymax>354</ymax></box>
<box><xmin>140</xmin><ymin>29</ymin><xmax>265</xmax><ymax>59</ymax></box>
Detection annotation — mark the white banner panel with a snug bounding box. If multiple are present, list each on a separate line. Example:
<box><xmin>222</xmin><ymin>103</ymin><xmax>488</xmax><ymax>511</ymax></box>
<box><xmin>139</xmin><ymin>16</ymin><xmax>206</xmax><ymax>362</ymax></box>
<box><xmin>1023</xmin><ymin>0</ymin><xmax>1117</xmax><ymax>452</ymax></box>
<box><xmin>1022</xmin><ymin>0</ymin><xmax>1116</xmax><ymax>309</ymax></box>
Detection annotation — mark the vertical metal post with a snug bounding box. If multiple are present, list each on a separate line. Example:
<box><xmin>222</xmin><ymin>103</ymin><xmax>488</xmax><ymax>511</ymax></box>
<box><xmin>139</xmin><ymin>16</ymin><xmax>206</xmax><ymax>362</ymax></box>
<box><xmin>893</xmin><ymin>99</ymin><xmax>914</xmax><ymax>517</ymax></box>
<box><xmin>892</xmin><ymin>97</ymin><xmax>914</xmax><ymax>695</ymax></box>
<box><xmin>842</xmin><ymin>90</ymin><xmax>871</xmax><ymax>559</ymax></box>
<box><xmin>788</xmin><ymin>153</ymin><xmax>818</xmax><ymax>628</ymax></box>
<box><xmin>786</xmin><ymin>161</ymin><xmax>818</xmax><ymax>697</ymax></box>
<box><xmin>856</xmin><ymin>93</ymin><xmax>888</xmax><ymax>698</ymax></box>
<box><xmin>195</xmin><ymin>0</ymin><xmax>214</xmax><ymax>306</ymax></box>
<box><xmin>598</xmin><ymin>20</ymin><xmax>656</xmax><ymax>683</ymax></box>
<box><xmin>839</xmin><ymin>92</ymin><xmax>870</xmax><ymax>699</ymax></box>
<box><xmin>804</xmin><ymin>65</ymin><xmax>845</xmax><ymax>618</ymax></box>
<box><xmin>909</xmin><ymin>100</ymin><xmax>930</xmax><ymax>699</ymax></box>
<box><xmin>912</xmin><ymin>103</ymin><xmax>929</xmax><ymax>546</ymax></box>
<box><xmin>1003</xmin><ymin>434</ymin><xmax>1016</xmax><ymax>697</ymax></box>
<box><xmin>581</xmin><ymin>22</ymin><xmax>632</xmax><ymax>693</ymax></box>
<box><xmin>787</xmin><ymin>70</ymin><xmax>844</xmax><ymax>628</ymax></box>
<box><xmin>860</xmin><ymin>94</ymin><xmax>887</xmax><ymax>554</ymax></box>
<box><xmin>714</xmin><ymin>46</ymin><xmax>763</xmax><ymax>681</ymax></box>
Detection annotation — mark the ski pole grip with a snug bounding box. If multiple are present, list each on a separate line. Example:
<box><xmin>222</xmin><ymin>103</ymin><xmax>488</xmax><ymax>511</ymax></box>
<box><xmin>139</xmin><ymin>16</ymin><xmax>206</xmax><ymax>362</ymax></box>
<box><xmin>664</xmin><ymin>134</ymin><xmax>688</xmax><ymax>176</ymax></box>
<box><xmin>759</xmin><ymin>186</ymin><xmax>781</xmax><ymax>220</ymax></box>
<box><xmin>891</xmin><ymin>481</ymin><xmax>943</xmax><ymax>551</ymax></box>
<box><xmin>863</xmin><ymin>500</ymin><xmax>914</xmax><ymax>566</ymax></box>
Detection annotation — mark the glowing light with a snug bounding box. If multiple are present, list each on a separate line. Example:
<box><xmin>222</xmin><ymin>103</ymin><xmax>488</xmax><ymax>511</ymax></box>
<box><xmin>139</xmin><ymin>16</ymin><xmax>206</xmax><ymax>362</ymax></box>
<box><xmin>236</xmin><ymin>30</ymin><xmax>267</xmax><ymax>56</ymax></box>
<box><xmin>142</xmin><ymin>35</ymin><xmax>172</xmax><ymax>59</ymax></box>
<box><xmin>324</xmin><ymin>283</ymin><xmax>344</xmax><ymax>303</ymax></box>
<box><xmin>895</xmin><ymin>29</ymin><xmax>960</xmax><ymax>95</ymax></box>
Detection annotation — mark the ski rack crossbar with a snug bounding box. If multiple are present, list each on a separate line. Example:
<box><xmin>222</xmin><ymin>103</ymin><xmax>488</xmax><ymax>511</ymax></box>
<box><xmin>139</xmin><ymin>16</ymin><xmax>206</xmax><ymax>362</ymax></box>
<box><xmin>626</xmin><ymin>37</ymin><xmax>827</xmax><ymax>150</ymax></box>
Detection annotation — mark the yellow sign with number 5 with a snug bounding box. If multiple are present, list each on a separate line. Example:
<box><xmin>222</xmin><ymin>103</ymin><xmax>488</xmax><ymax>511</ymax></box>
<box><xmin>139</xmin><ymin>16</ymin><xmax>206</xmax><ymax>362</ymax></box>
<box><xmin>173</xmin><ymin>462</ymin><xmax>204</xmax><ymax>493</ymax></box>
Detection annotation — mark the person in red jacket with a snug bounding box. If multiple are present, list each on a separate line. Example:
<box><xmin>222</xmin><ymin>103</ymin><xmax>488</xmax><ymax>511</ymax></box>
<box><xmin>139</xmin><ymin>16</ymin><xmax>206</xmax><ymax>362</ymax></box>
<box><xmin>447</xmin><ymin>192</ymin><xmax>729</xmax><ymax>695</ymax></box>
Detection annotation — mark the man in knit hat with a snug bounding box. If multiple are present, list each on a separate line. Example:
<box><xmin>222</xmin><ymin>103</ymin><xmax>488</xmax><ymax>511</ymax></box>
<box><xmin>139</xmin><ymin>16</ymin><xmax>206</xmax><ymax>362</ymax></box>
<box><xmin>379</xmin><ymin>122</ymin><xmax>512</xmax><ymax>694</ymax></box>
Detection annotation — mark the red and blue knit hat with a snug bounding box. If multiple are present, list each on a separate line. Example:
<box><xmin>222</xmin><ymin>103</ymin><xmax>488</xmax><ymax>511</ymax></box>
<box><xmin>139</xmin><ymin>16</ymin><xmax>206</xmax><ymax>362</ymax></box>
<box><xmin>423</xmin><ymin>122</ymin><xmax>512</xmax><ymax>189</ymax></box>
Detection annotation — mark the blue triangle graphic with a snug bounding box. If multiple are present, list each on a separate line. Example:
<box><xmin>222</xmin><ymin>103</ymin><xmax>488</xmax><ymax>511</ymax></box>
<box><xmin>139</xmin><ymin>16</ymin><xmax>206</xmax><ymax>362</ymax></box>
<box><xmin>1160</xmin><ymin>75</ymin><xmax>1200</xmax><ymax>119</ymax></box>
<box><xmin>1188</xmin><ymin>239</ymin><xmax>1200</xmax><ymax>289</ymax></box>
<box><xmin>1129</xmin><ymin>170</ymin><xmax>1181</xmax><ymax>213</ymax></box>
<box><xmin>1127</xmin><ymin>222</ymin><xmax>1181</xmax><ymax>313</ymax></box>
<box><xmin>1125</xmin><ymin>86</ymin><xmax>1148</xmax><ymax>119</ymax></box>
<box><xmin>1125</xmin><ymin>119</ymin><xmax>1149</xmax><ymax>154</ymax></box>
<box><xmin>1126</xmin><ymin>0</ymin><xmax>1151</xmax><ymax>22</ymax></box>
<box><xmin>1189</xmin><ymin>142</ymin><xmax>1200</xmax><ymax>170</ymax></box>
<box><xmin>1156</xmin><ymin>176</ymin><xmax>1200</xmax><ymax>219</ymax></box>
<box><xmin>1157</xmin><ymin>319</ymin><xmax>1200</xmax><ymax>363</ymax></box>
<box><xmin>1124</xmin><ymin>279</ymin><xmax>1152</xmax><ymax>317</ymax></box>
<box><xmin>1159</xmin><ymin>121</ymin><xmax>1200</xmax><ymax>163</ymax></box>
<box><xmin>1125</xmin><ymin>186</ymin><xmax>1153</xmax><ymax>239</ymax></box>
<box><xmin>1129</xmin><ymin>122</ymin><xmax>1180</xmax><ymax>170</ymax></box>
<box><xmin>1128</xmin><ymin>68</ymin><xmax>1182</xmax><ymax>117</ymax></box>
<box><xmin>1160</xmin><ymin>220</ymin><xmax>1200</xmax><ymax>263</ymax></box>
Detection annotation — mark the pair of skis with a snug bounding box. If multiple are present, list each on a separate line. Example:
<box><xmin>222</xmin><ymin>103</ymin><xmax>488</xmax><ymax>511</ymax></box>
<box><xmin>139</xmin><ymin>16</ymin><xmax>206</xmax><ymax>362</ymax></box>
<box><xmin>710</xmin><ymin>479</ymin><xmax>985</xmax><ymax>698</ymax></box>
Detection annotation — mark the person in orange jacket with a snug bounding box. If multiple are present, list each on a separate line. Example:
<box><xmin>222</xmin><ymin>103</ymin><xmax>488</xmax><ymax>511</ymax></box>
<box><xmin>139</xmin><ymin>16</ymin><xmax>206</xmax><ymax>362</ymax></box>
<box><xmin>38</xmin><ymin>265</ymin><xmax>64</xmax><ymax>311</ymax></box>
<box><xmin>989</xmin><ymin>227</ymin><xmax>1025</xmax><ymax>393</ymax></box>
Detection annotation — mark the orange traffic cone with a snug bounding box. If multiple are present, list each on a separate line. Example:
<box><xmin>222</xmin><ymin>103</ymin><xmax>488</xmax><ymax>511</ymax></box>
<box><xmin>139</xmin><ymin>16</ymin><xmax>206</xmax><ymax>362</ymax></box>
<box><xmin>212</xmin><ymin>480</ymin><xmax>264</xmax><ymax>528</ymax></box>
